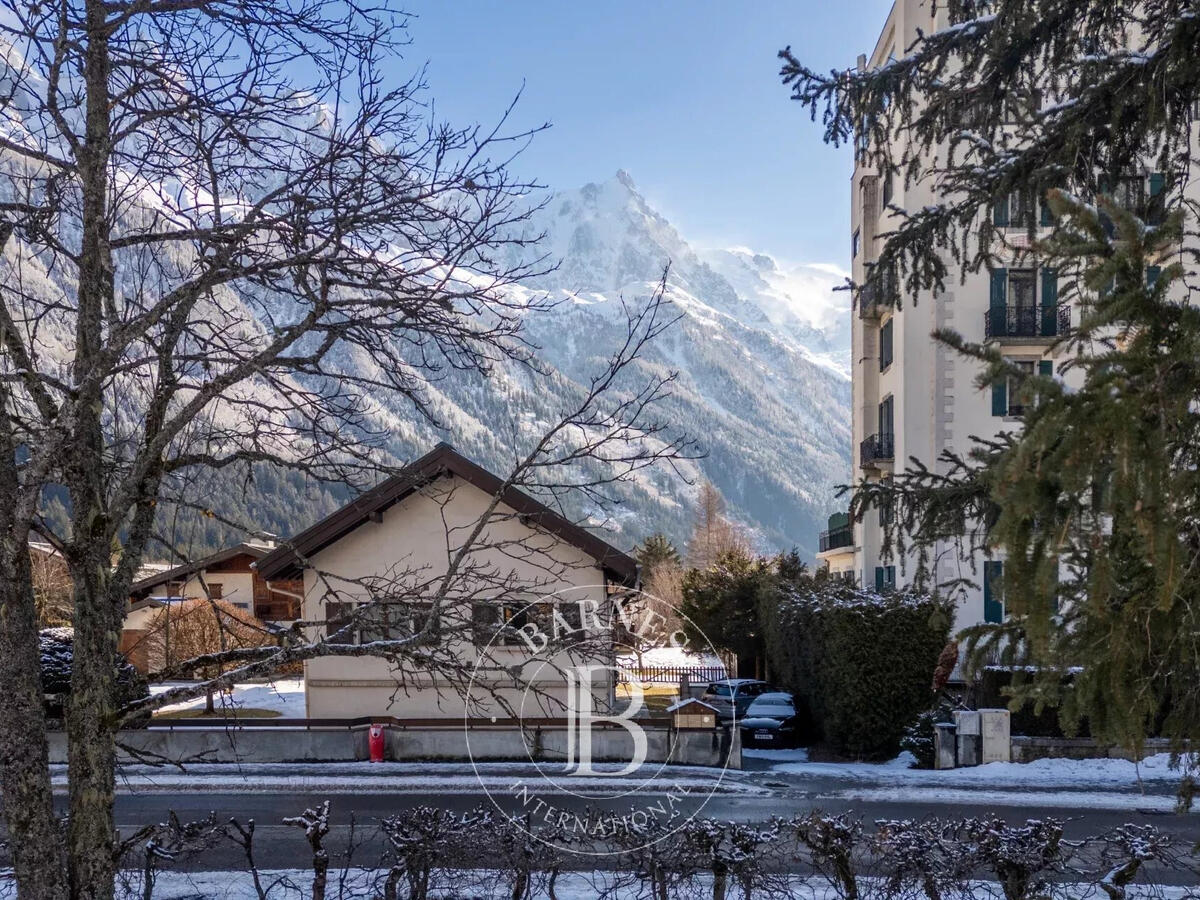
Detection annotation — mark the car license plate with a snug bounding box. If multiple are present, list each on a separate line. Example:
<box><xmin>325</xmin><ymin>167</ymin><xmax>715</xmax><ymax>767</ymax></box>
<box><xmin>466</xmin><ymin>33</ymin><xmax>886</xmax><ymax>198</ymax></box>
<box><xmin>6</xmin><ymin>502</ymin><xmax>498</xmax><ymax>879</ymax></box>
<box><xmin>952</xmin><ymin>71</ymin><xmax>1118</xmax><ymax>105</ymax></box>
<box><xmin>754</xmin><ymin>730</ymin><xmax>772</xmax><ymax>740</ymax></box>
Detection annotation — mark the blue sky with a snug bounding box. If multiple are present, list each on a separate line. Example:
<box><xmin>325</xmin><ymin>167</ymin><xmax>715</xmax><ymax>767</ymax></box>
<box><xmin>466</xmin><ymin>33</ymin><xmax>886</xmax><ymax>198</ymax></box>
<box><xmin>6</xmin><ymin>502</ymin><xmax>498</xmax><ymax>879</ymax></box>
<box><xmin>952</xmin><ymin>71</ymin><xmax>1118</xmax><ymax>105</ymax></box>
<box><xmin>402</xmin><ymin>1</ymin><xmax>895</xmax><ymax>269</ymax></box>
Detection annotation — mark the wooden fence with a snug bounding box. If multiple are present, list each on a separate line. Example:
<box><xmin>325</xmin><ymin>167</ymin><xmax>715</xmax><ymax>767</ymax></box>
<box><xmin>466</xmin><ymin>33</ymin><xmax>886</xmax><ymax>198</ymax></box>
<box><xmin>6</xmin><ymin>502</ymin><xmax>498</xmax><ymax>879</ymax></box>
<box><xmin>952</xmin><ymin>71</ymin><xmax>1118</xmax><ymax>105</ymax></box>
<box><xmin>617</xmin><ymin>665</ymin><xmax>727</xmax><ymax>686</ymax></box>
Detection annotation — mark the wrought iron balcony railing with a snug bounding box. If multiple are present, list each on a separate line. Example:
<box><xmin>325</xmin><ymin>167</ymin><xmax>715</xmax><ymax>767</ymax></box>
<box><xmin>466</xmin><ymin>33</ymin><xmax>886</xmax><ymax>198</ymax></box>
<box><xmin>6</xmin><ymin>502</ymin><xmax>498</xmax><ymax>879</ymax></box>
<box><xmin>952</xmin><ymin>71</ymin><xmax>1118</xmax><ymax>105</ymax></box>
<box><xmin>984</xmin><ymin>304</ymin><xmax>1071</xmax><ymax>339</ymax></box>
<box><xmin>860</xmin><ymin>433</ymin><xmax>895</xmax><ymax>468</ymax></box>
<box><xmin>819</xmin><ymin>525</ymin><xmax>855</xmax><ymax>553</ymax></box>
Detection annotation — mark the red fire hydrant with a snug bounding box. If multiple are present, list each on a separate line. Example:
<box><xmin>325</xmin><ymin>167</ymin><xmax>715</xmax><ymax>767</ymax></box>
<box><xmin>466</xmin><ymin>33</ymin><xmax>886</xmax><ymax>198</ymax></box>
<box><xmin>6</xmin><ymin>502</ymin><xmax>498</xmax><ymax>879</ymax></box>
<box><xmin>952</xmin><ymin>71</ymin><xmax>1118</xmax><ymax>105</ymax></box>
<box><xmin>368</xmin><ymin>724</ymin><xmax>386</xmax><ymax>763</ymax></box>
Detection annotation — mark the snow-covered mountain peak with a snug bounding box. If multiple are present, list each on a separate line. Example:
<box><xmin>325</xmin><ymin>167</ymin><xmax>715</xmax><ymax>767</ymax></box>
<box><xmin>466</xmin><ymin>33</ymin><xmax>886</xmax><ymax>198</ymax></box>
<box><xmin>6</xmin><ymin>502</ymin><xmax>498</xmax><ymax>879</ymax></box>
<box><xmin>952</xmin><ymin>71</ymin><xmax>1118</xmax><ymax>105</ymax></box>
<box><xmin>529</xmin><ymin>172</ymin><xmax>850</xmax><ymax>375</ymax></box>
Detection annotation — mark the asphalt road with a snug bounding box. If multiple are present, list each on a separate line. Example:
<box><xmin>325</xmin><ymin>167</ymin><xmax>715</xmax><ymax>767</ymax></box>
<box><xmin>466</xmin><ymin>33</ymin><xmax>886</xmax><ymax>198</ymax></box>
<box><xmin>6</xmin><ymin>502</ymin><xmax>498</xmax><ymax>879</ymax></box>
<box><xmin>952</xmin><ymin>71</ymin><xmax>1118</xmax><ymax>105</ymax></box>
<box><xmin>86</xmin><ymin>785</ymin><xmax>1200</xmax><ymax>874</ymax></box>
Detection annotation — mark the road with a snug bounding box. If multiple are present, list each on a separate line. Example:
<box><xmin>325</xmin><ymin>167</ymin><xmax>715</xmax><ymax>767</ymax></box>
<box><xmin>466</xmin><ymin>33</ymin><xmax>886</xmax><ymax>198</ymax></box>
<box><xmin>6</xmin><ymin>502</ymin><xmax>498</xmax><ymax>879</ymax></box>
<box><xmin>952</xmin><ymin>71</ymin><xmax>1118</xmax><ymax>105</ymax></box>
<box><xmin>78</xmin><ymin>774</ymin><xmax>1199</xmax><ymax>874</ymax></box>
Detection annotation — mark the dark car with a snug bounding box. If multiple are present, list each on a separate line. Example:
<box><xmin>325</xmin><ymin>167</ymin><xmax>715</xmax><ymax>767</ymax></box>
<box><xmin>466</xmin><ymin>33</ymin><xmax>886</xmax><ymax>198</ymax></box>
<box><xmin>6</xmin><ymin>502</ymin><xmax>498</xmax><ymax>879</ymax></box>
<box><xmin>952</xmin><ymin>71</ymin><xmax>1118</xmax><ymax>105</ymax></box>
<box><xmin>700</xmin><ymin>678</ymin><xmax>773</xmax><ymax>722</ymax></box>
<box><xmin>738</xmin><ymin>692</ymin><xmax>801</xmax><ymax>748</ymax></box>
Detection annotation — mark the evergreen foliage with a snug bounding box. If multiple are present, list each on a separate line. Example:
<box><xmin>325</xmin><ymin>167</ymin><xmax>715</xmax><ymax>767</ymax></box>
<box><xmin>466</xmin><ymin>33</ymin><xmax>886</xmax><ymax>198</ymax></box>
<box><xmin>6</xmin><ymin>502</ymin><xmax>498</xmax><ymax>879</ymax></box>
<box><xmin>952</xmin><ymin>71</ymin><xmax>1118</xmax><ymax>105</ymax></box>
<box><xmin>679</xmin><ymin>549</ymin><xmax>772</xmax><ymax>664</ymax></box>
<box><xmin>781</xmin><ymin>0</ymin><xmax>1200</xmax><ymax>759</ymax></box>
<box><xmin>634</xmin><ymin>533</ymin><xmax>682</xmax><ymax>581</ymax></box>
<box><xmin>761</xmin><ymin>578</ymin><xmax>953</xmax><ymax>759</ymax></box>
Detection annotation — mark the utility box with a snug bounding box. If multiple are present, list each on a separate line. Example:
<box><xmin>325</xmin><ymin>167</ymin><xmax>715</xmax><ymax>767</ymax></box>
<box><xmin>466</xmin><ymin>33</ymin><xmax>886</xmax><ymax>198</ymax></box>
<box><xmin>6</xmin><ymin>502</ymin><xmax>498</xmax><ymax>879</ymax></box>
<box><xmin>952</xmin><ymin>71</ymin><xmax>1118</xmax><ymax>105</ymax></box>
<box><xmin>934</xmin><ymin>722</ymin><xmax>958</xmax><ymax>770</ymax></box>
<box><xmin>979</xmin><ymin>708</ymin><xmax>1012</xmax><ymax>763</ymax></box>
<box><xmin>954</xmin><ymin>710</ymin><xmax>981</xmax><ymax>767</ymax></box>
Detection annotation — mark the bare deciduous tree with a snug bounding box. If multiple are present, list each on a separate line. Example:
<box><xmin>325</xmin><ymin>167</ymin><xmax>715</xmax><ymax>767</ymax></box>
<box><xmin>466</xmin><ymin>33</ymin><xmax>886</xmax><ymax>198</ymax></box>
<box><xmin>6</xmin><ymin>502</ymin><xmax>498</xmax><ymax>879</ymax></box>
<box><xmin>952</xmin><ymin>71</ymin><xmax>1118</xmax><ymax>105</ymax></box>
<box><xmin>0</xmin><ymin>2</ymin><xmax>700</xmax><ymax>899</ymax></box>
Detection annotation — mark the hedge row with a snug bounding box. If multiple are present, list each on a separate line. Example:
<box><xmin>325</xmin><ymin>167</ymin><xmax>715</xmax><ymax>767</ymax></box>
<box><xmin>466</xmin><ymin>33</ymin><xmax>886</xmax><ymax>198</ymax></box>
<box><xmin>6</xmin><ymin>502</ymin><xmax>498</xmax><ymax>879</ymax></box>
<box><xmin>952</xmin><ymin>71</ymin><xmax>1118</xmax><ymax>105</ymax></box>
<box><xmin>762</xmin><ymin>582</ymin><xmax>952</xmax><ymax>759</ymax></box>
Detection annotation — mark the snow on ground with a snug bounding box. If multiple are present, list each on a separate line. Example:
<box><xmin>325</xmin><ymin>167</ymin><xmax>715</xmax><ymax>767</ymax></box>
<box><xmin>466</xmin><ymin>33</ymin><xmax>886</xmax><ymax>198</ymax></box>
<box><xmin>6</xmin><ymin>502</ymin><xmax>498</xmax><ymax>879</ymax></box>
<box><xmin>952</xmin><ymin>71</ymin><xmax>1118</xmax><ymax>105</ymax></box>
<box><xmin>617</xmin><ymin>646</ymin><xmax>725</xmax><ymax>669</ymax></box>
<box><xmin>151</xmin><ymin>679</ymin><xmax>305</xmax><ymax>717</ymax></box>
<box><xmin>744</xmin><ymin>748</ymin><xmax>1186</xmax><ymax>788</ymax></box>
<box><xmin>5</xmin><ymin>869</ymin><xmax>1193</xmax><ymax>900</ymax></box>
<box><xmin>61</xmin><ymin>761</ymin><xmax>758</xmax><ymax>797</ymax></box>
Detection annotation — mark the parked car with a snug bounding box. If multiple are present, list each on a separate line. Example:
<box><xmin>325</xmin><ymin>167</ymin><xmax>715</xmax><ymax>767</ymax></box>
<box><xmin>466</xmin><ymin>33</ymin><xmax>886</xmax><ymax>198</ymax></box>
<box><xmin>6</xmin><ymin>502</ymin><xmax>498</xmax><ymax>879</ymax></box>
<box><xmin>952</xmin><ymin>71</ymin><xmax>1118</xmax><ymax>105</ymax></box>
<box><xmin>738</xmin><ymin>692</ymin><xmax>801</xmax><ymax>748</ymax></box>
<box><xmin>700</xmin><ymin>678</ymin><xmax>773</xmax><ymax>721</ymax></box>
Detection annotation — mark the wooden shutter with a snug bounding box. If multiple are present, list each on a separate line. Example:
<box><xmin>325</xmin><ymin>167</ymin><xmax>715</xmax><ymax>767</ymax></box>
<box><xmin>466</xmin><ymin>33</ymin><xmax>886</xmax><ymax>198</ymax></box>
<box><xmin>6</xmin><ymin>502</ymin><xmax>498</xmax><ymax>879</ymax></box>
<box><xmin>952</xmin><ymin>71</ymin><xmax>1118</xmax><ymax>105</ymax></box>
<box><xmin>1040</xmin><ymin>267</ymin><xmax>1058</xmax><ymax>336</ymax></box>
<box><xmin>1039</xmin><ymin>189</ymin><xmax>1055</xmax><ymax>226</ymax></box>
<box><xmin>992</xmin><ymin>379</ymin><xmax>1007</xmax><ymax>416</ymax></box>
<box><xmin>989</xmin><ymin>269</ymin><xmax>1007</xmax><ymax>338</ymax></box>
<box><xmin>1148</xmin><ymin>172</ymin><xmax>1165</xmax><ymax>224</ymax></box>
<box><xmin>1038</xmin><ymin>360</ymin><xmax>1053</xmax><ymax>376</ymax></box>
<box><xmin>875</xmin><ymin>566</ymin><xmax>885</xmax><ymax>591</ymax></box>
<box><xmin>983</xmin><ymin>561</ymin><xmax>1004</xmax><ymax>623</ymax></box>
<box><xmin>992</xmin><ymin>195</ymin><xmax>1010</xmax><ymax>227</ymax></box>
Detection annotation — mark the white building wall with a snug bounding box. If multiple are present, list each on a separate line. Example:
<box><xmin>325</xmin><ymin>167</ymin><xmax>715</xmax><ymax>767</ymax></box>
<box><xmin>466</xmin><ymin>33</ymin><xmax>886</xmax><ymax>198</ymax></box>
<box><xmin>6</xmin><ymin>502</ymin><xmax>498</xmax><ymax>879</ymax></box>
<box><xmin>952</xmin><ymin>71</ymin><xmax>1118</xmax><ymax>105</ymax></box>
<box><xmin>845</xmin><ymin>0</ymin><xmax>1199</xmax><ymax>630</ymax></box>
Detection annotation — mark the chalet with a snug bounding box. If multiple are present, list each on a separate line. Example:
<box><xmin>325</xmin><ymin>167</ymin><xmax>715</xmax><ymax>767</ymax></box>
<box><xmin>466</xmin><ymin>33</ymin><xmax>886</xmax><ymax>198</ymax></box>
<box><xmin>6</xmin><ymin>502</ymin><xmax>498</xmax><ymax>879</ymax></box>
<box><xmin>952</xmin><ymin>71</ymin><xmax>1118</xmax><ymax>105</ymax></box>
<box><xmin>256</xmin><ymin>443</ymin><xmax>639</xmax><ymax>719</ymax></box>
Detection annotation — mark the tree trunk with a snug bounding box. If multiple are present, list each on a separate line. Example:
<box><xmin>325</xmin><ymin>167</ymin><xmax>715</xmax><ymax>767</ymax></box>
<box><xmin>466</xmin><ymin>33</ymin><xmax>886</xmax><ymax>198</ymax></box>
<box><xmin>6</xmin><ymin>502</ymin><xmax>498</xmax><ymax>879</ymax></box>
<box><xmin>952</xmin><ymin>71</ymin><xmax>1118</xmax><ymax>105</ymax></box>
<box><xmin>66</xmin><ymin>554</ymin><xmax>121</xmax><ymax>900</ymax></box>
<box><xmin>0</xmin><ymin>531</ymin><xmax>70</xmax><ymax>900</ymax></box>
<box><xmin>67</xmin><ymin>2</ymin><xmax>119</xmax><ymax>897</ymax></box>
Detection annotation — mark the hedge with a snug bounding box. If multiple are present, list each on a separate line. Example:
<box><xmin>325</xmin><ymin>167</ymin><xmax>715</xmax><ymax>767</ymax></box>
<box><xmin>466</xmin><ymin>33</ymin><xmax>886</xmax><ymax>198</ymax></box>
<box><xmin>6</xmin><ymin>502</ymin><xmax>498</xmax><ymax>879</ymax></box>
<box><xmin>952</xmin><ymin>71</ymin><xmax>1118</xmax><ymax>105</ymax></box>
<box><xmin>762</xmin><ymin>582</ymin><xmax>952</xmax><ymax>760</ymax></box>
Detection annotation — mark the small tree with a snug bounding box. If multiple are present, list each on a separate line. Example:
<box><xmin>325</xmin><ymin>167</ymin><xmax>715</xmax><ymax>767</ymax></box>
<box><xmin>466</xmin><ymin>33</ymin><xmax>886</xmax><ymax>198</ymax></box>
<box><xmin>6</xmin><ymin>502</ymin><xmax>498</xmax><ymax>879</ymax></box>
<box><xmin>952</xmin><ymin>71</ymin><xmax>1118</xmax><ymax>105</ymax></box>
<box><xmin>679</xmin><ymin>549</ymin><xmax>772</xmax><ymax>673</ymax></box>
<box><xmin>685</xmin><ymin>482</ymin><xmax>749</xmax><ymax>570</ymax></box>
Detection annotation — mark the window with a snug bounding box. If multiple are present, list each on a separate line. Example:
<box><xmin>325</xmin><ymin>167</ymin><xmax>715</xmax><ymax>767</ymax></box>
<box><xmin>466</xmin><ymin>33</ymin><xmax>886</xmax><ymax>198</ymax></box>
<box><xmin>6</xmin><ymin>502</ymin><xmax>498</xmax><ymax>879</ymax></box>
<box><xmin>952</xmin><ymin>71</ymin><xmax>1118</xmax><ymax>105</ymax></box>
<box><xmin>852</xmin><ymin>228</ymin><xmax>861</xmax><ymax>259</ymax></box>
<box><xmin>1009</xmin><ymin>269</ymin><xmax>1036</xmax><ymax>310</ymax></box>
<box><xmin>472</xmin><ymin>602</ymin><xmax>500</xmax><ymax>645</ymax></box>
<box><xmin>206</xmin><ymin>582</ymin><xmax>223</xmax><ymax>600</ymax></box>
<box><xmin>882</xmin><ymin>172</ymin><xmax>894</xmax><ymax>207</ymax></box>
<box><xmin>1112</xmin><ymin>175</ymin><xmax>1145</xmax><ymax>215</ymax></box>
<box><xmin>983</xmin><ymin>560</ymin><xmax>1004</xmax><ymax>623</ymax></box>
<box><xmin>325</xmin><ymin>601</ymin><xmax>355</xmax><ymax>641</ymax></box>
<box><xmin>993</xmin><ymin>189</ymin><xmax>1035</xmax><ymax>228</ymax></box>
<box><xmin>1005</xmin><ymin>359</ymin><xmax>1036</xmax><ymax>416</ymax></box>
<box><xmin>877</xmin><ymin>395</ymin><xmax>894</xmax><ymax>439</ymax></box>
<box><xmin>874</xmin><ymin>565</ymin><xmax>896</xmax><ymax>591</ymax></box>
<box><xmin>879</xmin><ymin>477</ymin><xmax>894</xmax><ymax>527</ymax></box>
<box><xmin>879</xmin><ymin>318</ymin><xmax>894</xmax><ymax>371</ymax></box>
<box><xmin>1008</xmin><ymin>189</ymin><xmax>1034</xmax><ymax>229</ymax></box>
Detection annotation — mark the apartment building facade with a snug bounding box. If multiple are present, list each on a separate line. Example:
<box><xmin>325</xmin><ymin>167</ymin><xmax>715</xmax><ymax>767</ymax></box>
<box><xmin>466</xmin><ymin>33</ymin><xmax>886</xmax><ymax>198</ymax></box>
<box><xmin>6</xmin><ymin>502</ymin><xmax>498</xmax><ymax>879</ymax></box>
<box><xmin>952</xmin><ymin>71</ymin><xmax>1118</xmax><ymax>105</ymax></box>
<box><xmin>816</xmin><ymin>0</ymin><xmax>1195</xmax><ymax>631</ymax></box>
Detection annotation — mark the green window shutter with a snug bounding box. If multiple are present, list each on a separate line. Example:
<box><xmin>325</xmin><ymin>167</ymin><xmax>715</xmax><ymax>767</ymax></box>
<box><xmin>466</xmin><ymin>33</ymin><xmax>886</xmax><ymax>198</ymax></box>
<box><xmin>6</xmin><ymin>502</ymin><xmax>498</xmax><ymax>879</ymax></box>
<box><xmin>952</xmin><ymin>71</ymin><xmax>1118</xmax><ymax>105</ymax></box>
<box><xmin>992</xmin><ymin>195</ymin><xmax>1010</xmax><ymax>227</ymax></box>
<box><xmin>989</xmin><ymin>269</ymin><xmax>1007</xmax><ymax>337</ymax></box>
<box><xmin>1040</xmin><ymin>191</ymin><xmax>1055</xmax><ymax>226</ymax></box>
<box><xmin>1148</xmin><ymin>173</ymin><xmax>1165</xmax><ymax>224</ymax></box>
<box><xmin>1038</xmin><ymin>359</ymin><xmax>1053</xmax><ymax>377</ymax></box>
<box><xmin>875</xmin><ymin>566</ymin><xmax>885</xmax><ymax>591</ymax></box>
<box><xmin>1040</xmin><ymin>267</ymin><xmax>1058</xmax><ymax>336</ymax></box>
<box><xmin>992</xmin><ymin>379</ymin><xmax>1008</xmax><ymax>416</ymax></box>
<box><xmin>983</xmin><ymin>560</ymin><xmax>1004</xmax><ymax>624</ymax></box>
<box><xmin>1147</xmin><ymin>265</ymin><xmax>1161</xmax><ymax>288</ymax></box>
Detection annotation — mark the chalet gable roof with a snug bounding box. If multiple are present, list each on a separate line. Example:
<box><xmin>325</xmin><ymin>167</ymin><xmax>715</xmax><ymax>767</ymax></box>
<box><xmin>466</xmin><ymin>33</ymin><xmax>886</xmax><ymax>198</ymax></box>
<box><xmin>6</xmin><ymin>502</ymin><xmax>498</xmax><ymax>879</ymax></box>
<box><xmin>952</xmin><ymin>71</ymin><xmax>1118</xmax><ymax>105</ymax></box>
<box><xmin>131</xmin><ymin>542</ymin><xmax>273</xmax><ymax>595</ymax></box>
<box><xmin>255</xmin><ymin>443</ymin><xmax>639</xmax><ymax>585</ymax></box>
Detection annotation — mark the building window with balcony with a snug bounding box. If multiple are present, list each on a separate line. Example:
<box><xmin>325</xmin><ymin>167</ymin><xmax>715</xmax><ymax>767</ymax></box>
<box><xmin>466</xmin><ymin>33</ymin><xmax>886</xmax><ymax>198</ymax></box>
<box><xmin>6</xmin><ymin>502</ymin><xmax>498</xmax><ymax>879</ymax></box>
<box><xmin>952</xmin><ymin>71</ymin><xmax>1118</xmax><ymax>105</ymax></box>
<box><xmin>987</xmin><ymin>266</ymin><xmax>1064</xmax><ymax>339</ymax></box>
<box><xmin>852</xmin><ymin>228</ymin><xmax>861</xmax><ymax>259</ymax></box>
<box><xmin>879</xmin><ymin>318</ymin><xmax>894</xmax><ymax>371</ymax></box>
<box><xmin>860</xmin><ymin>396</ymin><xmax>895</xmax><ymax>468</ymax></box>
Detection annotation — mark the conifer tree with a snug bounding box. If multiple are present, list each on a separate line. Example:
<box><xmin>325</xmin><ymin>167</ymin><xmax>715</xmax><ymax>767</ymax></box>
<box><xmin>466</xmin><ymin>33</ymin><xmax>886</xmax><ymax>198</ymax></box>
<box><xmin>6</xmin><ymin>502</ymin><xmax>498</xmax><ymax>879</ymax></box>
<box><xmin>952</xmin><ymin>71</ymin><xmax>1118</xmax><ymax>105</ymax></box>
<box><xmin>779</xmin><ymin>0</ymin><xmax>1200</xmax><ymax>760</ymax></box>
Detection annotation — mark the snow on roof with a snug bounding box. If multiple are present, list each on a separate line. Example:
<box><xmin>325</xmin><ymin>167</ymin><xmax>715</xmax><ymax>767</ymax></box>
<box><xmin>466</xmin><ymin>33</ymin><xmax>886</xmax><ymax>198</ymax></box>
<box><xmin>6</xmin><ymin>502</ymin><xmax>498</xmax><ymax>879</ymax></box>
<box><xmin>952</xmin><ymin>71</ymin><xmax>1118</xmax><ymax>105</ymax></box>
<box><xmin>665</xmin><ymin>698</ymin><xmax>718</xmax><ymax>713</ymax></box>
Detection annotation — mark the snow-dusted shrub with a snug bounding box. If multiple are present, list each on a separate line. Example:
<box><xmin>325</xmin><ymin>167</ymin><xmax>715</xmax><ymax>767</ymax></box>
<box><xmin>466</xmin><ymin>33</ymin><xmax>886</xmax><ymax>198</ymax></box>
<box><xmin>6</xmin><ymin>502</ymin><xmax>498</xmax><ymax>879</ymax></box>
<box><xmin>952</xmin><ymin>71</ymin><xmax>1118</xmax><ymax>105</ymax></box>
<box><xmin>762</xmin><ymin>582</ymin><xmax>951</xmax><ymax>759</ymax></box>
<box><xmin>874</xmin><ymin>818</ymin><xmax>974</xmax><ymax>900</ymax></box>
<box><xmin>789</xmin><ymin>813</ymin><xmax>863</xmax><ymax>900</ymax></box>
<box><xmin>955</xmin><ymin>817</ymin><xmax>1067</xmax><ymax>900</ymax></box>
<box><xmin>39</xmin><ymin>627</ymin><xmax>148</xmax><ymax>723</ymax></box>
<box><xmin>380</xmin><ymin>805</ymin><xmax>492</xmax><ymax>900</ymax></box>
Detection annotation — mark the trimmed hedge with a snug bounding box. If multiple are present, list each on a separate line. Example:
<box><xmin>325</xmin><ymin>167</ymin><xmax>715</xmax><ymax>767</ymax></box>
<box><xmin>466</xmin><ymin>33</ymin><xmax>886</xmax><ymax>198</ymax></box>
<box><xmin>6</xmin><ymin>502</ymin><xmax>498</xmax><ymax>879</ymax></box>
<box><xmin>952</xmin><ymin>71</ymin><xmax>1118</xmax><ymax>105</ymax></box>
<box><xmin>40</xmin><ymin>627</ymin><xmax>149</xmax><ymax>722</ymax></box>
<box><xmin>762</xmin><ymin>582</ymin><xmax>952</xmax><ymax>760</ymax></box>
